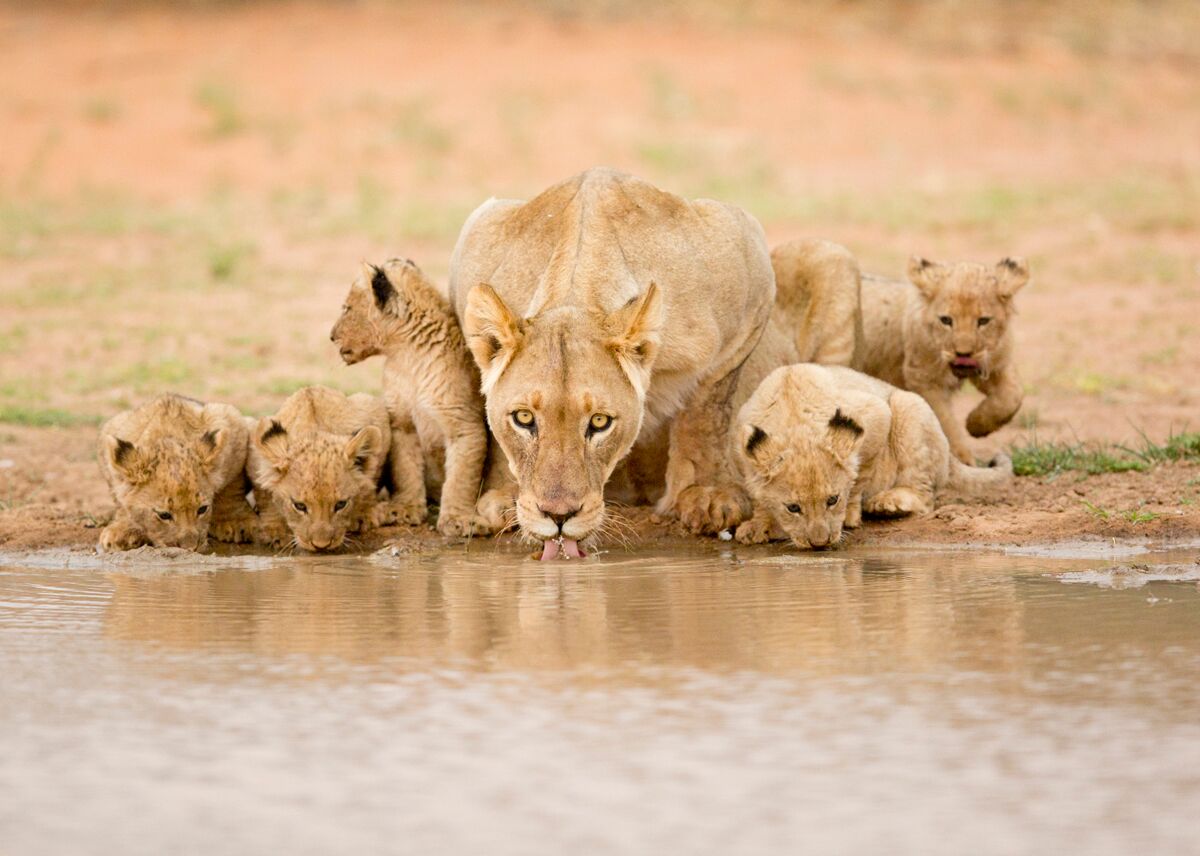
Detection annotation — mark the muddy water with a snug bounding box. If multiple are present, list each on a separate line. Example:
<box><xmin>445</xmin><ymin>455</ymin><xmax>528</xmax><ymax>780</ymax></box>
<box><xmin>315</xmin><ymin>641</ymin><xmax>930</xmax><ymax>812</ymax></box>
<box><xmin>2</xmin><ymin>544</ymin><xmax>1199</xmax><ymax>856</ymax></box>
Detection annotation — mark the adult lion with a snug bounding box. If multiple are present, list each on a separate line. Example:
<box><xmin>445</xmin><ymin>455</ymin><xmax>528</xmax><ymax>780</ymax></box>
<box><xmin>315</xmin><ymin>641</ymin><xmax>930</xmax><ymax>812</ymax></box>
<box><xmin>450</xmin><ymin>168</ymin><xmax>775</xmax><ymax>557</ymax></box>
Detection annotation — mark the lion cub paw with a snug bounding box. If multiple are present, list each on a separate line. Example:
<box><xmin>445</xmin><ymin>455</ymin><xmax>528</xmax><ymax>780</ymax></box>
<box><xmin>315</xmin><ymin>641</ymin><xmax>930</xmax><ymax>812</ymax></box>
<box><xmin>374</xmin><ymin>499</ymin><xmax>427</xmax><ymax>528</ymax></box>
<box><xmin>676</xmin><ymin>484</ymin><xmax>752</xmax><ymax>535</ymax></box>
<box><xmin>210</xmin><ymin>514</ymin><xmax>256</xmax><ymax>544</ymax></box>
<box><xmin>734</xmin><ymin>515</ymin><xmax>773</xmax><ymax>545</ymax></box>
<box><xmin>436</xmin><ymin>510</ymin><xmax>494</xmax><ymax>538</ymax></box>
<box><xmin>98</xmin><ymin>519</ymin><xmax>147</xmax><ymax>553</ymax></box>
<box><xmin>475</xmin><ymin>488</ymin><xmax>516</xmax><ymax>533</ymax></box>
<box><xmin>864</xmin><ymin>487</ymin><xmax>928</xmax><ymax>518</ymax></box>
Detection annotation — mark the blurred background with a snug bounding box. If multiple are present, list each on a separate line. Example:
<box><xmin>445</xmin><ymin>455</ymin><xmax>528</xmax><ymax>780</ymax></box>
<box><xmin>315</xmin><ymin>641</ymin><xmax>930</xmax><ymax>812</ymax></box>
<box><xmin>1</xmin><ymin>0</ymin><xmax>1198</xmax><ymax>445</ymax></box>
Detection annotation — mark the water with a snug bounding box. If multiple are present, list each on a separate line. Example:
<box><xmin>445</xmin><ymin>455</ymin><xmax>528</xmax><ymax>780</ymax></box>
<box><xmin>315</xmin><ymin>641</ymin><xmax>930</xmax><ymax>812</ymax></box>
<box><xmin>2</xmin><ymin>543</ymin><xmax>1199</xmax><ymax>855</ymax></box>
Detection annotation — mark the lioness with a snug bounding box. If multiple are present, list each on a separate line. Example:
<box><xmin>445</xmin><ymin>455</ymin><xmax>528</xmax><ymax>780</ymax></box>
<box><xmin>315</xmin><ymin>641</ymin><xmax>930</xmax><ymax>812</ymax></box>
<box><xmin>97</xmin><ymin>394</ymin><xmax>253</xmax><ymax>552</ymax></box>
<box><xmin>855</xmin><ymin>256</ymin><xmax>1029</xmax><ymax>463</ymax></box>
<box><xmin>733</xmin><ymin>364</ymin><xmax>1012</xmax><ymax>549</ymax></box>
<box><xmin>451</xmin><ymin>168</ymin><xmax>776</xmax><ymax>558</ymax></box>
<box><xmin>248</xmin><ymin>386</ymin><xmax>390</xmax><ymax>552</ymax></box>
<box><xmin>330</xmin><ymin>258</ymin><xmax>496</xmax><ymax>536</ymax></box>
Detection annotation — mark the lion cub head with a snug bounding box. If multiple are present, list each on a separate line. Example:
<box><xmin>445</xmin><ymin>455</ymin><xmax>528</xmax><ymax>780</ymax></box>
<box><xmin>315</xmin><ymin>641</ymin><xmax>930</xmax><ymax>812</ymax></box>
<box><xmin>330</xmin><ymin>259</ymin><xmax>431</xmax><ymax>364</ymax></box>
<box><xmin>733</xmin><ymin>367</ymin><xmax>878</xmax><ymax>549</ymax></box>
<box><xmin>908</xmin><ymin>256</ymin><xmax>1029</xmax><ymax>379</ymax></box>
<box><xmin>251</xmin><ymin>419</ymin><xmax>382</xmax><ymax>552</ymax></box>
<box><xmin>100</xmin><ymin>399</ymin><xmax>241</xmax><ymax>550</ymax></box>
<box><xmin>462</xmin><ymin>282</ymin><xmax>662</xmax><ymax>555</ymax></box>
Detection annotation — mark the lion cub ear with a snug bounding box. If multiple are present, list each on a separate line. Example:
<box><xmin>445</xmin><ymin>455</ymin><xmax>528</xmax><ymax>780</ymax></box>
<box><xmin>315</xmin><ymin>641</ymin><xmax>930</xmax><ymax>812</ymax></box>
<box><xmin>344</xmin><ymin>425</ymin><xmax>381</xmax><ymax>472</ymax></box>
<box><xmin>464</xmin><ymin>283</ymin><xmax>525</xmax><ymax>389</ymax></box>
<box><xmin>994</xmin><ymin>257</ymin><xmax>1029</xmax><ymax>299</ymax></box>
<box><xmin>827</xmin><ymin>408</ymin><xmax>865</xmax><ymax>460</ymax></box>
<box><xmin>907</xmin><ymin>256</ymin><xmax>947</xmax><ymax>301</ymax></box>
<box><xmin>254</xmin><ymin>418</ymin><xmax>290</xmax><ymax>474</ymax></box>
<box><xmin>364</xmin><ymin>262</ymin><xmax>408</xmax><ymax>318</ymax></box>
<box><xmin>606</xmin><ymin>282</ymin><xmax>664</xmax><ymax>398</ymax></box>
<box><xmin>104</xmin><ymin>435</ymin><xmax>149</xmax><ymax>484</ymax></box>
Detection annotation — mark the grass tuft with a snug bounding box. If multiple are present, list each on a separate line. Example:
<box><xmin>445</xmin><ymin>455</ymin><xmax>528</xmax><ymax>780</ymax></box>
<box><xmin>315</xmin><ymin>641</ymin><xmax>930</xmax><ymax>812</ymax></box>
<box><xmin>1012</xmin><ymin>430</ymin><xmax>1200</xmax><ymax>478</ymax></box>
<box><xmin>0</xmin><ymin>406</ymin><xmax>100</xmax><ymax>428</ymax></box>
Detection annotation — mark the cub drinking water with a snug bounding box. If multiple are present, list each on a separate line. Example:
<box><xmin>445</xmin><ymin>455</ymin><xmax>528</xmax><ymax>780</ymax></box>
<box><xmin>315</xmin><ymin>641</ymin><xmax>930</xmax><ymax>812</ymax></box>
<box><xmin>97</xmin><ymin>394</ymin><xmax>253</xmax><ymax>552</ymax></box>
<box><xmin>732</xmin><ymin>364</ymin><xmax>1012</xmax><ymax>549</ymax></box>
<box><xmin>247</xmin><ymin>385</ymin><xmax>390</xmax><ymax>552</ymax></box>
<box><xmin>330</xmin><ymin>259</ymin><xmax>498</xmax><ymax>536</ymax></box>
<box><xmin>855</xmin><ymin>256</ymin><xmax>1029</xmax><ymax>463</ymax></box>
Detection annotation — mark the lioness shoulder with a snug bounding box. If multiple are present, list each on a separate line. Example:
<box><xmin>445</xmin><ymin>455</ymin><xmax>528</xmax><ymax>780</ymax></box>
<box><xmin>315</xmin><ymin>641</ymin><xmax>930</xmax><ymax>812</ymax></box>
<box><xmin>732</xmin><ymin>364</ymin><xmax>1011</xmax><ymax>549</ymax></box>
<box><xmin>97</xmin><ymin>394</ymin><xmax>251</xmax><ymax>552</ymax></box>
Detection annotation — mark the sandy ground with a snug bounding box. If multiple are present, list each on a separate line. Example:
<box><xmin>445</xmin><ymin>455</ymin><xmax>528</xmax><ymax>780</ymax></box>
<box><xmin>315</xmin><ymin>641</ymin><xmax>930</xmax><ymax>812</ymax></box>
<box><xmin>1</xmin><ymin>1</ymin><xmax>1199</xmax><ymax>554</ymax></box>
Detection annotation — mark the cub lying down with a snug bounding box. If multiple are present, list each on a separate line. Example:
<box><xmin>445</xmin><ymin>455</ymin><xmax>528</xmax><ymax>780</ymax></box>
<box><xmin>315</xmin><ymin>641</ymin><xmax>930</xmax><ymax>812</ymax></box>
<box><xmin>732</xmin><ymin>364</ymin><xmax>1012</xmax><ymax>549</ymax></box>
<box><xmin>97</xmin><ymin>394</ymin><xmax>254</xmax><ymax>552</ymax></box>
<box><xmin>855</xmin><ymin>256</ymin><xmax>1029</xmax><ymax>464</ymax></box>
<box><xmin>330</xmin><ymin>259</ymin><xmax>499</xmax><ymax>536</ymax></box>
<box><xmin>248</xmin><ymin>386</ymin><xmax>391</xmax><ymax>552</ymax></box>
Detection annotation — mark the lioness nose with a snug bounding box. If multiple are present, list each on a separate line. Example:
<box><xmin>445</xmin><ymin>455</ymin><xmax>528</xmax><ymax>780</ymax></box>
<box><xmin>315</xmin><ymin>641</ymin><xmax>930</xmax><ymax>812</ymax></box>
<box><xmin>540</xmin><ymin>506</ymin><xmax>581</xmax><ymax>533</ymax></box>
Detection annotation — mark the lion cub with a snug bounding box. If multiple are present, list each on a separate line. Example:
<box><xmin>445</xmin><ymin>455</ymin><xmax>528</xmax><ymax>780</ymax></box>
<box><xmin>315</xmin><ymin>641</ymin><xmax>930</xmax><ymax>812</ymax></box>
<box><xmin>247</xmin><ymin>386</ymin><xmax>390</xmax><ymax>552</ymax></box>
<box><xmin>732</xmin><ymin>364</ymin><xmax>1012</xmax><ymax>550</ymax></box>
<box><xmin>97</xmin><ymin>394</ymin><xmax>253</xmax><ymax>552</ymax></box>
<box><xmin>855</xmin><ymin>256</ymin><xmax>1029</xmax><ymax>463</ymax></box>
<box><xmin>330</xmin><ymin>258</ymin><xmax>497</xmax><ymax>536</ymax></box>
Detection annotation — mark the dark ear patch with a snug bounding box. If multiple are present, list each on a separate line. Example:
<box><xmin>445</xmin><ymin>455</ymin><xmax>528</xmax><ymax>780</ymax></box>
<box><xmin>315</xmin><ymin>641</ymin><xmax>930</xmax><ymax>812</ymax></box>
<box><xmin>745</xmin><ymin>425</ymin><xmax>768</xmax><ymax>456</ymax></box>
<box><xmin>261</xmin><ymin>420</ymin><xmax>287</xmax><ymax>444</ymax></box>
<box><xmin>113</xmin><ymin>438</ymin><xmax>135</xmax><ymax>466</ymax></box>
<box><xmin>999</xmin><ymin>257</ymin><xmax>1022</xmax><ymax>273</ymax></box>
<box><xmin>829</xmin><ymin>409</ymin><xmax>864</xmax><ymax>437</ymax></box>
<box><xmin>370</xmin><ymin>265</ymin><xmax>395</xmax><ymax>311</ymax></box>
<box><xmin>201</xmin><ymin>429</ymin><xmax>219</xmax><ymax>450</ymax></box>
<box><xmin>353</xmin><ymin>453</ymin><xmax>371</xmax><ymax>471</ymax></box>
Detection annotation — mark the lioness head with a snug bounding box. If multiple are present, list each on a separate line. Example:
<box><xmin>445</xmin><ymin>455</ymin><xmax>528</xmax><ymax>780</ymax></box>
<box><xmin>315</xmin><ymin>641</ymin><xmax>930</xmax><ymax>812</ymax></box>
<box><xmin>908</xmin><ymin>256</ymin><xmax>1029</xmax><ymax>379</ymax></box>
<box><xmin>330</xmin><ymin>259</ymin><xmax>418</xmax><ymax>364</ymax></box>
<box><xmin>733</xmin><ymin>376</ymin><xmax>869</xmax><ymax>550</ymax></box>
<box><xmin>252</xmin><ymin>418</ymin><xmax>381</xmax><ymax>552</ymax></box>
<box><xmin>102</xmin><ymin>429</ymin><xmax>230</xmax><ymax>550</ymax></box>
<box><xmin>462</xmin><ymin>282</ymin><xmax>662</xmax><ymax>556</ymax></box>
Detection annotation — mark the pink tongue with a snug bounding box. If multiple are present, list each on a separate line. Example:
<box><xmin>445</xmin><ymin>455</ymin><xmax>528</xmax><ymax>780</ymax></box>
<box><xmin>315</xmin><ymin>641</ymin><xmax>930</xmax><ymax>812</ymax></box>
<box><xmin>952</xmin><ymin>357</ymin><xmax>978</xmax><ymax>368</ymax></box>
<box><xmin>539</xmin><ymin>538</ymin><xmax>585</xmax><ymax>561</ymax></box>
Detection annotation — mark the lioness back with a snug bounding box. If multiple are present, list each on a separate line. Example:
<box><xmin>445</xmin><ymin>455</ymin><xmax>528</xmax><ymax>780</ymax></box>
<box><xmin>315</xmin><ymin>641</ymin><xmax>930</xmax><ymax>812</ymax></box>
<box><xmin>97</xmin><ymin>394</ymin><xmax>250</xmax><ymax>552</ymax></box>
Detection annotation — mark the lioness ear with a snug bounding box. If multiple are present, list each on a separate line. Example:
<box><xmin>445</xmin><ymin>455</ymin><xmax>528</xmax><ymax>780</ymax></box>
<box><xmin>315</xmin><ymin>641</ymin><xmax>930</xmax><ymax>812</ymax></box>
<box><xmin>828</xmin><ymin>408</ymin><xmax>865</xmax><ymax>459</ymax></box>
<box><xmin>255</xmin><ymin>418</ymin><xmax>290</xmax><ymax>473</ymax></box>
<box><xmin>344</xmin><ymin>425</ymin><xmax>381</xmax><ymax>471</ymax></box>
<box><xmin>606</xmin><ymin>282</ymin><xmax>663</xmax><ymax>398</ymax></box>
<box><xmin>104</xmin><ymin>435</ymin><xmax>147</xmax><ymax>483</ymax></box>
<box><xmin>994</xmin><ymin>257</ymin><xmax>1029</xmax><ymax>299</ymax></box>
<box><xmin>907</xmin><ymin>256</ymin><xmax>946</xmax><ymax>301</ymax></box>
<box><xmin>464</xmin><ymin>283</ymin><xmax>525</xmax><ymax>390</ymax></box>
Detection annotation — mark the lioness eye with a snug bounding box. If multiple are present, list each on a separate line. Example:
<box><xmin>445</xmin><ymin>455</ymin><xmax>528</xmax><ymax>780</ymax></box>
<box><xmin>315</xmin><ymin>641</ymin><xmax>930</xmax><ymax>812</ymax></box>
<box><xmin>292</xmin><ymin>500</ymin><xmax>308</xmax><ymax>513</ymax></box>
<box><xmin>156</xmin><ymin>510</ymin><xmax>173</xmax><ymax>521</ymax></box>
<box><xmin>587</xmin><ymin>413</ymin><xmax>612</xmax><ymax>436</ymax></box>
<box><xmin>512</xmin><ymin>410</ymin><xmax>536</xmax><ymax>432</ymax></box>
<box><xmin>826</xmin><ymin>495</ymin><xmax>839</xmax><ymax>508</ymax></box>
<box><xmin>334</xmin><ymin>499</ymin><xmax>348</xmax><ymax>512</ymax></box>
<box><xmin>786</xmin><ymin>503</ymin><xmax>802</xmax><ymax>515</ymax></box>
<box><xmin>939</xmin><ymin>315</ymin><xmax>953</xmax><ymax>326</ymax></box>
<box><xmin>977</xmin><ymin>316</ymin><xmax>991</xmax><ymax>327</ymax></box>
<box><xmin>197</xmin><ymin>505</ymin><xmax>209</xmax><ymax>515</ymax></box>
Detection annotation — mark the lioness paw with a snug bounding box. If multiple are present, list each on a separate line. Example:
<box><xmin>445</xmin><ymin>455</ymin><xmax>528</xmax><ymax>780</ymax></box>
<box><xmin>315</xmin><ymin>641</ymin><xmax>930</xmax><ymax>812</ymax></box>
<box><xmin>864</xmin><ymin>487</ymin><xmax>927</xmax><ymax>518</ymax></box>
<box><xmin>676</xmin><ymin>484</ymin><xmax>751</xmax><ymax>535</ymax></box>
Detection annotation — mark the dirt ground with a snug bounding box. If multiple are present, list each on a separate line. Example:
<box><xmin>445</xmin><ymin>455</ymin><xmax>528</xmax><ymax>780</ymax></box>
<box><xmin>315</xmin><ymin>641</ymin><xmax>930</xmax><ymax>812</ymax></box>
<box><xmin>2</xmin><ymin>1</ymin><xmax>1199</xmax><ymax>555</ymax></box>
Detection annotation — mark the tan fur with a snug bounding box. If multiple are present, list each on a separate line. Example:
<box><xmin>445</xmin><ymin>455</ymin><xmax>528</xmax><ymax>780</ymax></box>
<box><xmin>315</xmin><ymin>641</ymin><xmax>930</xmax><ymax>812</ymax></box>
<box><xmin>330</xmin><ymin>258</ymin><xmax>500</xmax><ymax>536</ymax></box>
<box><xmin>450</xmin><ymin>168</ymin><xmax>776</xmax><ymax>543</ymax></box>
<box><xmin>247</xmin><ymin>386</ymin><xmax>390</xmax><ymax>552</ymax></box>
<box><xmin>732</xmin><ymin>364</ymin><xmax>1012</xmax><ymax>549</ymax></box>
<box><xmin>770</xmin><ymin>238</ymin><xmax>864</xmax><ymax>368</ymax></box>
<box><xmin>855</xmin><ymin>256</ymin><xmax>1030</xmax><ymax>463</ymax></box>
<box><xmin>97</xmin><ymin>394</ymin><xmax>252</xmax><ymax>552</ymax></box>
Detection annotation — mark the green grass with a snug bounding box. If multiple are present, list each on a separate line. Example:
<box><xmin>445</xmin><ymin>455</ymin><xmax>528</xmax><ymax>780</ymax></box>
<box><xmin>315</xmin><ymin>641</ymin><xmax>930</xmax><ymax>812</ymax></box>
<box><xmin>194</xmin><ymin>79</ymin><xmax>247</xmax><ymax>137</ymax></box>
<box><xmin>0</xmin><ymin>406</ymin><xmax>100</xmax><ymax>428</ymax></box>
<box><xmin>1012</xmin><ymin>431</ymin><xmax>1200</xmax><ymax>478</ymax></box>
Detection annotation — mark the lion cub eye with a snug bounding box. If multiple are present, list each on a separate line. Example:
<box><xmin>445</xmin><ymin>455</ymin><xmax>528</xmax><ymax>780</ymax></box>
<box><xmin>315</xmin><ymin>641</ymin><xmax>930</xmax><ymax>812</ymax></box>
<box><xmin>938</xmin><ymin>315</ymin><xmax>953</xmax><ymax>326</ymax></box>
<box><xmin>977</xmin><ymin>316</ymin><xmax>992</xmax><ymax>327</ymax></box>
<box><xmin>587</xmin><ymin>413</ymin><xmax>613</xmax><ymax>436</ymax></box>
<box><xmin>826</xmin><ymin>495</ymin><xmax>839</xmax><ymax>508</ymax></box>
<box><xmin>786</xmin><ymin>503</ymin><xmax>803</xmax><ymax>515</ymax></box>
<box><xmin>197</xmin><ymin>505</ymin><xmax>209</xmax><ymax>516</ymax></box>
<box><xmin>512</xmin><ymin>410</ymin><xmax>536</xmax><ymax>432</ymax></box>
<box><xmin>292</xmin><ymin>500</ymin><xmax>308</xmax><ymax>513</ymax></box>
<box><xmin>156</xmin><ymin>510</ymin><xmax>173</xmax><ymax>521</ymax></box>
<box><xmin>333</xmin><ymin>499</ymin><xmax>348</xmax><ymax>512</ymax></box>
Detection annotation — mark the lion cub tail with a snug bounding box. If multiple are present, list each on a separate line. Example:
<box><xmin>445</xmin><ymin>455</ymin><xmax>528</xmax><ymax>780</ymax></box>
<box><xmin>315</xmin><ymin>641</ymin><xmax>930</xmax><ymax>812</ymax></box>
<box><xmin>947</xmin><ymin>452</ymin><xmax>1014</xmax><ymax>494</ymax></box>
